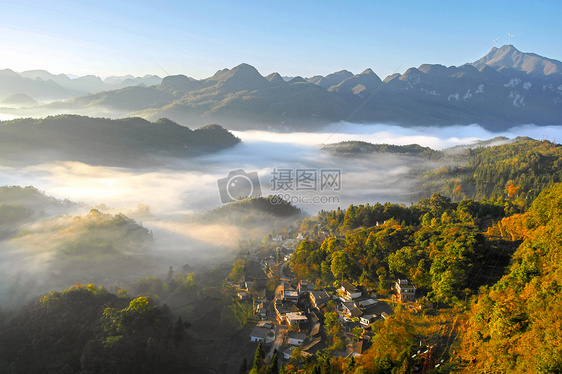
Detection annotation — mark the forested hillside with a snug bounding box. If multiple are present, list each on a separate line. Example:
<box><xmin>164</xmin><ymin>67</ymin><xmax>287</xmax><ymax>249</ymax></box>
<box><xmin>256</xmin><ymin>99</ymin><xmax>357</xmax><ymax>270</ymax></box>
<box><xmin>420</xmin><ymin>139</ymin><xmax>562</xmax><ymax>205</ymax></box>
<box><xmin>1</xmin><ymin>206</ymin><xmax>155</xmax><ymax>307</ymax></box>
<box><xmin>458</xmin><ymin>183</ymin><xmax>562</xmax><ymax>372</ymax></box>
<box><xmin>279</xmin><ymin>185</ymin><xmax>562</xmax><ymax>373</ymax></box>
<box><xmin>0</xmin><ymin>283</ymin><xmax>187</xmax><ymax>373</ymax></box>
<box><xmin>324</xmin><ymin>138</ymin><xmax>562</xmax><ymax>209</ymax></box>
<box><xmin>292</xmin><ymin>194</ymin><xmax>512</xmax><ymax>303</ymax></box>
<box><xmin>195</xmin><ymin>196</ymin><xmax>303</xmax><ymax>227</ymax></box>
<box><xmin>0</xmin><ymin>115</ymin><xmax>240</xmax><ymax>166</ymax></box>
<box><xmin>322</xmin><ymin>141</ymin><xmax>442</xmax><ymax>159</ymax></box>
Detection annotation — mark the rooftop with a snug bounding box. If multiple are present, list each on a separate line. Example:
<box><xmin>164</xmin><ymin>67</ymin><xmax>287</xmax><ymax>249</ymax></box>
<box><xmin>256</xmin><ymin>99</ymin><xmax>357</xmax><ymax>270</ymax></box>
<box><xmin>358</xmin><ymin>298</ymin><xmax>378</xmax><ymax>308</ymax></box>
<box><xmin>341</xmin><ymin>281</ymin><xmax>358</xmax><ymax>293</ymax></box>
<box><xmin>284</xmin><ymin>290</ymin><xmax>299</xmax><ymax>297</ymax></box>
<box><xmin>397</xmin><ymin>279</ymin><xmax>416</xmax><ymax>289</ymax></box>
<box><xmin>283</xmin><ymin>282</ymin><xmax>295</xmax><ymax>291</ymax></box>
<box><xmin>288</xmin><ymin>331</ymin><xmax>306</xmax><ymax>340</ymax></box>
<box><xmin>250</xmin><ymin>326</ymin><xmax>271</xmax><ymax>340</ymax></box>
<box><xmin>286</xmin><ymin>312</ymin><xmax>308</xmax><ymax>322</ymax></box>
<box><xmin>311</xmin><ymin>322</ymin><xmax>321</xmax><ymax>336</ymax></box>
<box><xmin>343</xmin><ymin>301</ymin><xmax>357</xmax><ymax>310</ymax></box>
<box><xmin>350</xmin><ymin>308</ymin><xmax>363</xmax><ymax>318</ymax></box>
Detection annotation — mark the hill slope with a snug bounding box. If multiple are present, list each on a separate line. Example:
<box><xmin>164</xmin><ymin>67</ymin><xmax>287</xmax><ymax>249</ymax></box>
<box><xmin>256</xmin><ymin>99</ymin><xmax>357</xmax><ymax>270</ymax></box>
<box><xmin>459</xmin><ymin>183</ymin><xmax>562</xmax><ymax>372</ymax></box>
<box><xmin>0</xmin><ymin>115</ymin><xmax>240</xmax><ymax>166</ymax></box>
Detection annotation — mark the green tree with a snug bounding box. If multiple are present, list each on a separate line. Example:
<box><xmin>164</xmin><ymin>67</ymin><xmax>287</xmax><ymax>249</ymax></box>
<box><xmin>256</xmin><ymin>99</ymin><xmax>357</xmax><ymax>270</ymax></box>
<box><xmin>331</xmin><ymin>251</ymin><xmax>353</xmax><ymax>281</ymax></box>
<box><xmin>252</xmin><ymin>342</ymin><xmax>265</xmax><ymax>371</ymax></box>
<box><xmin>127</xmin><ymin>296</ymin><xmax>151</xmax><ymax>313</ymax></box>
<box><xmin>266</xmin><ymin>352</ymin><xmax>279</xmax><ymax>374</ymax></box>
<box><xmin>346</xmin><ymin>356</ymin><xmax>356</xmax><ymax>373</ymax></box>
<box><xmin>352</xmin><ymin>327</ymin><xmax>363</xmax><ymax>342</ymax></box>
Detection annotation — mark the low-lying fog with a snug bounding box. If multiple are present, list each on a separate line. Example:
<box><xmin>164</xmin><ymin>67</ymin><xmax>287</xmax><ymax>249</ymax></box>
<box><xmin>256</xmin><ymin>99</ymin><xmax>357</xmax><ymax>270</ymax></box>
<box><xmin>1</xmin><ymin>122</ymin><xmax>561</xmax><ymax>307</ymax></box>
<box><xmin>2</xmin><ymin>122</ymin><xmax>561</xmax><ymax>215</ymax></box>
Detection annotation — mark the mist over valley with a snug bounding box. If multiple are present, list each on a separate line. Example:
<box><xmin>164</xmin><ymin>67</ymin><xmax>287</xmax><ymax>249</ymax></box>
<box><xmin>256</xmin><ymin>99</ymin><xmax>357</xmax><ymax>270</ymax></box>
<box><xmin>1</xmin><ymin>6</ymin><xmax>562</xmax><ymax>370</ymax></box>
<box><xmin>1</xmin><ymin>117</ymin><xmax>561</xmax><ymax>309</ymax></box>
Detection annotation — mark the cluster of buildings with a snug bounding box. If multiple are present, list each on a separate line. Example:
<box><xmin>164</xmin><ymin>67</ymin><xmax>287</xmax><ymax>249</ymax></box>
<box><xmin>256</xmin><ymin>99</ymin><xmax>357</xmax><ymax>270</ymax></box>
<box><xmin>250</xmin><ymin>275</ymin><xmax>404</xmax><ymax>360</ymax></box>
<box><xmin>335</xmin><ymin>281</ymin><xmax>394</xmax><ymax>327</ymax></box>
<box><xmin>234</xmin><ymin>277</ymin><xmax>269</xmax><ymax>319</ymax></box>
<box><xmin>243</xmin><ymin>237</ymin><xmax>421</xmax><ymax>363</ymax></box>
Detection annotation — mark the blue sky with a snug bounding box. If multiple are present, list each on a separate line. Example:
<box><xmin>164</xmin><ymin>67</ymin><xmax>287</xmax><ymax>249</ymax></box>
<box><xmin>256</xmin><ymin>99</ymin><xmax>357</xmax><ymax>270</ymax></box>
<box><xmin>1</xmin><ymin>0</ymin><xmax>561</xmax><ymax>80</ymax></box>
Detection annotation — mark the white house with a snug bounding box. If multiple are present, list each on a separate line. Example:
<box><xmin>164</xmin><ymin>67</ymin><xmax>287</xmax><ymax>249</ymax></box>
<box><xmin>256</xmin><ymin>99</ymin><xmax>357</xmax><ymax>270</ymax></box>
<box><xmin>250</xmin><ymin>326</ymin><xmax>268</xmax><ymax>343</ymax></box>
<box><xmin>286</xmin><ymin>312</ymin><xmax>308</xmax><ymax>326</ymax></box>
<box><xmin>360</xmin><ymin>314</ymin><xmax>377</xmax><ymax>326</ymax></box>
<box><xmin>284</xmin><ymin>289</ymin><xmax>299</xmax><ymax>301</ymax></box>
<box><xmin>288</xmin><ymin>331</ymin><xmax>306</xmax><ymax>346</ymax></box>
<box><xmin>250</xmin><ymin>326</ymin><xmax>275</xmax><ymax>343</ymax></box>
<box><xmin>395</xmin><ymin>279</ymin><xmax>416</xmax><ymax>302</ymax></box>
<box><xmin>340</xmin><ymin>281</ymin><xmax>361</xmax><ymax>300</ymax></box>
<box><xmin>283</xmin><ymin>282</ymin><xmax>299</xmax><ymax>301</ymax></box>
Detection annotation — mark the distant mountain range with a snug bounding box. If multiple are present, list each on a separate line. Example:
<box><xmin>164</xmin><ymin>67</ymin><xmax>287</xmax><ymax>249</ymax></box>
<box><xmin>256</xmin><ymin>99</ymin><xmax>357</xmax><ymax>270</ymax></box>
<box><xmin>0</xmin><ymin>69</ymin><xmax>162</xmax><ymax>102</ymax></box>
<box><xmin>3</xmin><ymin>45</ymin><xmax>562</xmax><ymax>130</ymax></box>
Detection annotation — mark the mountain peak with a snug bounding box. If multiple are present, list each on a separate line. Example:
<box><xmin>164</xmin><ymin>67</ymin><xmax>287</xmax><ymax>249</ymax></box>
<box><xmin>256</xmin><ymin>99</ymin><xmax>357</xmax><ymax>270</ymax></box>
<box><xmin>417</xmin><ymin>64</ymin><xmax>448</xmax><ymax>75</ymax></box>
<box><xmin>2</xmin><ymin>93</ymin><xmax>38</xmax><ymax>106</ymax></box>
<box><xmin>310</xmin><ymin>70</ymin><xmax>354</xmax><ymax>89</ymax></box>
<box><xmin>360</xmin><ymin>68</ymin><xmax>376</xmax><ymax>75</ymax></box>
<box><xmin>207</xmin><ymin>63</ymin><xmax>269</xmax><ymax>91</ymax></box>
<box><xmin>472</xmin><ymin>44</ymin><xmax>562</xmax><ymax>76</ymax></box>
<box><xmin>0</xmin><ymin>68</ymin><xmax>23</xmax><ymax>78</ymax></box>
<box><xmin>265</xmin><ymin>72</ymin><xmax>286</xmax><ymax>84</ymax></box>
<box><xmin>329</xmin><ymin>68</ymin><xmax>382</xmax><ymax>95</ymax></box>
<box><xmin>401</xmin><ymin>67</ymin><xmax>421</xmax><ymax>77</ymax></box>
<box><xmin>288</xmin><ymin>76</ymin><xmax>306</xmax><ymax>84</ymax></box>
<box><xmin>159</xmin><ymin>74</ymin><xmax>202</xmax><ymax>93</ymax></box>
<box><xmin>231</xmin><ymin>63</ymin><xmax>259</xmax><ymax>74</ymax></box>
<box><xmin>20</xmin><ymin>70</ymin><xmax>70</xmax><ymax>81</ymax></box>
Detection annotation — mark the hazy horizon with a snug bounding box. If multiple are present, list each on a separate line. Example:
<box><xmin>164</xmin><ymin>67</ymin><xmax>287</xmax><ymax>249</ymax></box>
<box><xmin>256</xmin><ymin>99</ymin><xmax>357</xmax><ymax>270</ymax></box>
<box><xmin>2</xmin><ymin>1</ymin><xmax>561</xmax><ymax>80</ymax></box>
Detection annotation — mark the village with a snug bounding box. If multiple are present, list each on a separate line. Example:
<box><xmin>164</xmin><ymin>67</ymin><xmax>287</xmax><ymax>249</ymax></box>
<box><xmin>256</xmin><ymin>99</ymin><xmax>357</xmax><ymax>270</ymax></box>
<box><xmin>229</xmin><ymin>235</ymin><xmax>423</xmax><ymax>366</ymax></box>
